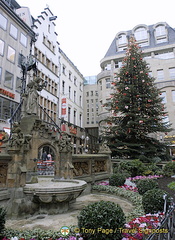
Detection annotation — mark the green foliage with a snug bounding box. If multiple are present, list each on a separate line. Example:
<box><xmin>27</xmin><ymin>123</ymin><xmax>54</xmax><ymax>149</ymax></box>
<box><xmin>0</xmin><ymin>207</ymin><xmax>6</xmax><ymax>236</ymax></box>
<box><xmin>109</xmin><ymin>173</ymin><xmax>126</xmax><ymax>187</ymax></box>
<box><xmin>163</xmin><ymin>162</ymin><xmax>175</xmax><ymax>177</ymax></box>
<box><xmin>102</xmin><ymin>36</ymin><xmax>171</xmax><ymax>160</ymax></box>
<box><xmin>167</xmin><ymin>181</ymin><xmax>175</xmax><ymax>191</ymax></box>
<box><xmin>142</xmin><ymin>188</ymin><xmax>171</xmax><ymax>213</ymax></box>
<box><xmin>118</xmin><ymin>159</ymin><xmax>147</xmax><ymax>177</ymax></box>
<box><xmin>4</xmin><ymin>227</ymin><xmax>76</xmax><ymax>240</ymax></box>
<box><xmin>92</xmin><ymin>184</ymin><xmax>144</xmax><ymax>221</ymax></box>
<box><xmin>152</xmin><ymin>157</ymin><xmax>162</xmax><ymax>163</ymax></box>
<box><xmin>136</xmin><ymin>179</ymin><xmax>158</xmax><ymax>195</ymax></box>
<box><xmin>78</xmin><ymin>200</ymin><xmax>125</xmax><ymax>240</ymax></box>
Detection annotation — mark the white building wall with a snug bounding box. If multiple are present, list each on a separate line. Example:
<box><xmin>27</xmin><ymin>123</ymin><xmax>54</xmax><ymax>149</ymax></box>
<box><xmin>59</xmin><ymin>49</ymin><xmax>84</xmax><ymax>128</ymax></box>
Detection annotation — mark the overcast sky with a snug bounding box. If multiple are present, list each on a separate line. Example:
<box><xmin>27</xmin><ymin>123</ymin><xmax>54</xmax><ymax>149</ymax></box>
<box><xmin>17</xmin><ymin>0</ymin><xmax>175</xmax><ymax>77</ymax></box>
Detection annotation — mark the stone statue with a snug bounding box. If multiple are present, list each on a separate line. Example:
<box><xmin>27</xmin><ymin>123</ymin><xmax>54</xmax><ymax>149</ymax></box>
<box><xmin>98</xmin><ymin>140</ymin><xmax>111</xmax><ymax>153</ymax></box>
<box><xmin>59</xmin><ymin>132</ymin><xmax>73</xmax><ymax>153</ymax></box>
<box><xmin>23</xmin><ymin>77</ymin><xmax>45</xmax><ymax>115</ymax></box>
<box><xmin>58</xmin><ymin>132</ymin><xmax>74</xmax><ymax>179</ymax></box>
<box><xmin>9</xmin><ymin>122</ymin><xmax>32</xmax><ymax>149</ymax></box>
<box><xmin>9</xmin><ymin>122</ymin><xmax>23</xmax><ymax>147</ymax></box>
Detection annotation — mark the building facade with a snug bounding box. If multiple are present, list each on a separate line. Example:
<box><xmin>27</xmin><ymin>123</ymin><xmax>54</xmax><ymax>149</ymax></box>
<box><xmin>97</xmin><ymin>22</ymin><xmax>175</xmax><ymax>152</ymax></box>
<box><xmin>0</xmin><ymin>0</ymin><xmax>35</xmax><ymax>132</ymax></box>
<box><xmin>59</xmin><ymin>49</ymin><xmax>84</xmax><ymax>154</ymax></box>
<box><xmin>31</xmin><ymin>7</ymin><xmax>60</xmax><ymax>126</ymax></box>
<box><xmin>84</xmin><ymin>76</ymin><xmax>99</xmax><ymax>153</ymax></box>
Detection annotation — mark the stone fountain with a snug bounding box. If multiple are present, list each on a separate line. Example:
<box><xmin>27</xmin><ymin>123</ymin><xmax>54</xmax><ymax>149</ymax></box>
<box><xmin>1</xmin><ymin>76</ymin><xmax>87</xmax><ymax>217</ymax></box>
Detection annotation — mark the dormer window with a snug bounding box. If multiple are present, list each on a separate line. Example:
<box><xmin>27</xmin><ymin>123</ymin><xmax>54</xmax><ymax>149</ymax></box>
<box><xmin>117</xmin><ymin>33</ymin><xmax>127</xmax><ymax>52</ymax></box>
<box><xmin>133</xmin><ymin>26</ymin><xmax>149</xmax><ymax>47</ymax></box>
<box><xmin>134</xmin><ymin>27</ymin><xmax>147</xmax><ymax>41</ymax></box>
<box><xmin>118</xmin><ymin>34</ymin><xmax>127</xmax><ymax>45</ymax></box>
<box><xmin>155</xmin><ymin>24</ymin><xmax>167</xmax><ymax>44</ymax></box>
<box><xmin>155</xmin><ymin>25</ymin><xmax>166</xmax><ymax>37</ymax></box>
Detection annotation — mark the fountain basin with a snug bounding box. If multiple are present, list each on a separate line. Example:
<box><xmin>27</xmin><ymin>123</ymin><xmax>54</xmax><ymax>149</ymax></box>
<box><xmin>23</xmin><ymin>177</ymin><xmax>87</xmax><ymax>214</ymax></box>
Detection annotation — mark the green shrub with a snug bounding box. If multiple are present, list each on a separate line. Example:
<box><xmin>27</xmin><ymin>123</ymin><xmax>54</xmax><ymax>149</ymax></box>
<box><xmin>109</xmin><ymin>173</ymin><xmax>126</xmax><ymax>187</ymax></box>
<box><xmin>142</xmin><ymin>188</ymin><xmax>171</xmax><ymax>213</ymax></box>
<box><xmin>118</xmin><ymin>159</ymin><xmax>148</xmax><ymax>177</ymax></box>
<box><xmin>136</xmin><ymin>178</ymin><xmax>158</xmax><ymax>195</ymax></box>
<box><xmin>152</xmin><ymin>157</ymin><xmax>162</xmax><ymax>163</ymax></box>
<box><xmin>142</xmin><ymin>170</ymin><xmax>154</xmax><ymax>176</ymax></box>
<box><xmin>78</xmin><ymin>200</ymin><xmax>125</xmax><ymax>240</ymax></box>
<box><xmin>167</xmin><ymin>181</ymin><xmax>175</xmax><ymax>191</ymax></box>
<box><xmin>0</xmin><ymin>207</ymin><xmax>6</xmax><ymax>236</ymax></box>
<box><xmin>163</xmin><ymin>162</ymin><xmax>175</xmax><ymax>177</ymax></box>
<box><xmin>139</xmin><ymin>155</ymin><xmax>150</xmax><ymax>163</ymax></box>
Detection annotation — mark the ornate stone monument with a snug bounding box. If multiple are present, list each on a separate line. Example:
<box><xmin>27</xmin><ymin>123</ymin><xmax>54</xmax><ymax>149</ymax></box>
<box><xmin>1</xmin><ymin>75</ymin><xmax>87</xmax><ymax>217</ymax></box>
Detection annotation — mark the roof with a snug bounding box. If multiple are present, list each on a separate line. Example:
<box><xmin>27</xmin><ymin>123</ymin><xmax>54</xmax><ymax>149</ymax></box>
<box><xmin>104</xmin><ymin>22</ymin><xmax>175</xmax><ymax>58</ymax></box>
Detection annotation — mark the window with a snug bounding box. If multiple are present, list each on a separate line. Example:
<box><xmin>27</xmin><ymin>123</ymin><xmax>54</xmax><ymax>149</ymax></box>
<box><xmin>68</xmin><ymin>86</ymin><xmax>71</xmax><ymax>98</ymax></box>
<box><xmin>62</xmin><ymin>65</ymin><xmax>66</xmax><ymax>74</ymax></box>
<box><xmin>20</xmin><ymin>33</ymin><xmax>27</xmax><ymax>47</ymax></box>
<box><xmin>106</xmin><ymin>78</ymin><xmax>111</xmax><ymax>89</ymax></box>
<box><xmin>161</xmin><ymin>92</ymin><xmax>167</xmax><ymax>103</ymax></box>
<box><xmin>86</xmin><ymin>92</ymin><xmax>89</xmax><ymax>97</ymax></box>
<box><xmin>74</xmin><ymin>77</ymin><xmax>77</xmax><ymax>86</ymax></box>
<box><xmin>155</xmin><ymin>25</ymin><xmax>166</xmax><ymax>37</ymax></box>
<box><xmin>10</xmin><ymin>24</ymin><xmax>18</xmax><ymax>39</ymax></box>
<box><xmin>91</xmin><ymin>91</ymin><xmax>93</xmax><ymax>96</ymax></box>
<box><xmin>135</xmin><ymin>27</ymin><xmax>147</xmax><ymax>41</ymax></box>
<box><xmin>155</xmin><ymin>52</ymin><xmax>174</xmax><ymax>59</ymax></box>
<box><xmin>69</xmin><ymin>71</ymin><xmax>72</xmax><ymax>80</ymax></box>
<box><xmin>79</xmin><ymin>96</ymin><xmax>82</xmax><ymax>106</ymax></box>
<box><xmin>79</xmin><ymin>82</ymin><xmax>82</xmax><ymax>91</ymax></box>
<box><xmin>16</xmin><ymin>77</ymin><xmax>21</xmax><ymax>92</ymax></box>
<box><xmin>4</xmin><ymin>71</ymin><xmax>13</xmax><ymax>89</ymax></box>
<box><xmin>0</xmin><ymin>39</ymin><xmax>5</xmax><ymax>56</ymax></box>
<box><xmin>118</xmin><ymin>34</ymin><xmax>127</xmax><ymax>45</ymax></box>
<box><xmin>74</xmin><ymin>91</ymin><xmax>76</xmax><ymax>102</ymax></box>
<box><xmin>73</xmin><ymin>110</ymin><xmax>76</xmax><ymax>125</ymax></box>
<box><xmin>155</xmin><ymin>25</ymin><xmax>167</xmax><ymax>43</ymax></box>
<box><xmin>62</xmin><ymin>81</ymin><xmax>65</xmax><ymax>94</ymax></box>
<box><xmin>172</xmin><ymin>91</ymin><xmax>175</xmax><ymax>102</ymax></box>
<box><xmin>157</xmin><ymin>69</ymin><xmax>164</xmax><ymax>81</ymax></box>
<box><xmin>79</xmin><ymin>114</ymin><xmax>82</xmax><ymax>127</ymax></box>
<box><xmin>115</xmin><ymin>60</ymin><xmax>122</xmax><ymax>68</ymax></box>
<box><xmin>7</xmin><ymin>46</ymin><xmax>15</xmax><ymax>63</ymax></box>
<box><xmin>68</xmin><ymin>107</ymin><xmax>71</xmax><ymax>122</ymax></box>
<box><xmin>104</xmin><ymin>63</ymin><xmax>111</xmax><ymax>70</ymax></box>
<box><xmin>169</xmin><ymin>68</ymin><xmax>175</xmax><ymax>80</ymax></box>
<box><xmin>0</xmin><ymin>14</ymin><xmax>7</xmax><ymax>30</ymax></box>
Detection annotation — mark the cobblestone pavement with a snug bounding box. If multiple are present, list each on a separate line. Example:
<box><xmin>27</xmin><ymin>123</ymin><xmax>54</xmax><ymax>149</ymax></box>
<box><xmin>6</xmin><ymin>193</ymin><xmax>133</xmax><ymax>231</ymax></box>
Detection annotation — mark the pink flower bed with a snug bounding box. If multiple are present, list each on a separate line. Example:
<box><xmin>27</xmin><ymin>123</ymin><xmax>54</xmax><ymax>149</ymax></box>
<box><xmin>121</xmin><ymin>213</ymin><xmax>164</xmax><ymax>240</ymax></box>
<box><xmin>127</xmin><ymin>175</ymin><xmax>162</xmax><ymax>181</ymax></box>
<box><xmin>119</xmin><ymin>184</ymin><xmax>138</xmax><ymax>192</ymax></box>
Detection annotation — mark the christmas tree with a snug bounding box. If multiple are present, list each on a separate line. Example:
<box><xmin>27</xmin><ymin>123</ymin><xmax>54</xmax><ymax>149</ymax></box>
<box><xmin>103</xmin><ymin>36</ymin><xmax>172</xmax><ymax>161</ymax></box>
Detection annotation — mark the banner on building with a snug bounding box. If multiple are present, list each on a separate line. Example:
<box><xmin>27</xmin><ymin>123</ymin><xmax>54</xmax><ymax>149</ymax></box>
<box><xmin>61</xmin><ymin>98</ymin><xmax>66</xmax><ymax>116</ymax></box>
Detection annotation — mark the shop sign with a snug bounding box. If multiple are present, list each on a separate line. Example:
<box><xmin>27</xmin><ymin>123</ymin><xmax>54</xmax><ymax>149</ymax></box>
<box><xmin>69</xmin><ymin>126</ymin><xmax>77</xmax><ymax>135</ymax></box>
<box><xmin>0</xmin><ymin>88</ymin><xmax>15</xmax><ymax>99</ymax></box>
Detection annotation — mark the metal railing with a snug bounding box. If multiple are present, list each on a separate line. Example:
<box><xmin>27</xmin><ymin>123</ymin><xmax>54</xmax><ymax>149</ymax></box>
<box><xmin>145</xmin><ymin>201</ymin><xmax>175</xmax><ymax>240</ymax></box>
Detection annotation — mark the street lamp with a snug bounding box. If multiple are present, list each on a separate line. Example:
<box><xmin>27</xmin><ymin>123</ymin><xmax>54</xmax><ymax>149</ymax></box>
<box><xmin>81</xmin><ymin>135</ymin><xmax>89</xmax><ymax>153</ymax></box>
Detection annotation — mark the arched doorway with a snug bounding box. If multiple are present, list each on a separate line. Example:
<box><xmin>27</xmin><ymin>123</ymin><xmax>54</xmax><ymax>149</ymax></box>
<box><xmin>37</xmin><ymin>145</ymin><xmax>56</xmax><ymax>175</ymax></box>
